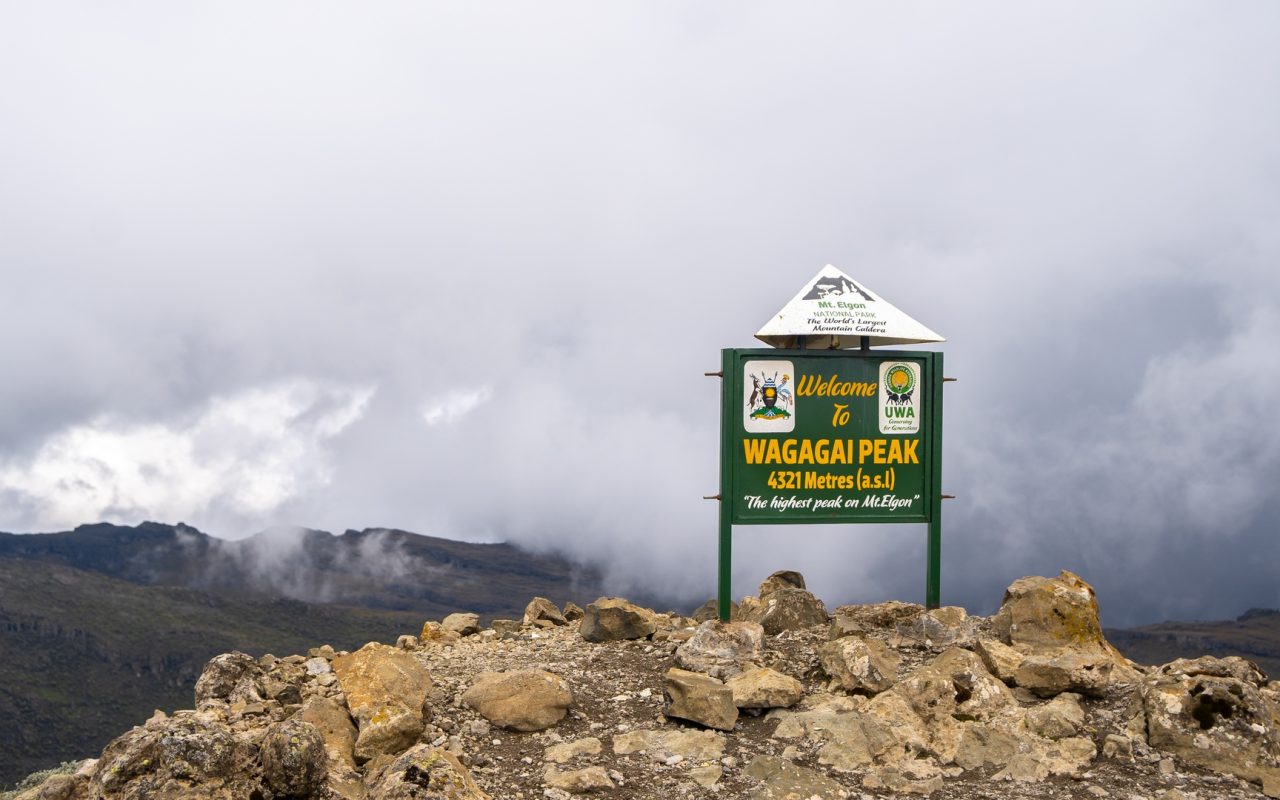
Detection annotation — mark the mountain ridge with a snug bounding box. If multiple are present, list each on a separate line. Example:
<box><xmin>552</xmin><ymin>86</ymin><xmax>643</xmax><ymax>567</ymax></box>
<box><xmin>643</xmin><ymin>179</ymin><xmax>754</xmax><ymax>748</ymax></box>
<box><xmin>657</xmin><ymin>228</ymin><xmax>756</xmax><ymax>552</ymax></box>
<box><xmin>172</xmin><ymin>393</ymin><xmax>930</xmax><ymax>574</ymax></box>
<box><xmin>0</xmin><ymin>521</ymin><xmax>604</xmax><ymax>785</ymax></box>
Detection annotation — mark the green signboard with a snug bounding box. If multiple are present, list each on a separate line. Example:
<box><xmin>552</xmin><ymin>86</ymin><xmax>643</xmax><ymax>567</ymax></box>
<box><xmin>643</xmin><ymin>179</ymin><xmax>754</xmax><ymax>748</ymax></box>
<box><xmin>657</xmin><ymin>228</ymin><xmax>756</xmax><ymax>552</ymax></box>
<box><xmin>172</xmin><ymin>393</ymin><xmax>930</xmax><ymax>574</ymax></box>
<box><xmin>716</xmin><ymin>347</ymin><xmax>945</xmax><ymax>616</ymax></box>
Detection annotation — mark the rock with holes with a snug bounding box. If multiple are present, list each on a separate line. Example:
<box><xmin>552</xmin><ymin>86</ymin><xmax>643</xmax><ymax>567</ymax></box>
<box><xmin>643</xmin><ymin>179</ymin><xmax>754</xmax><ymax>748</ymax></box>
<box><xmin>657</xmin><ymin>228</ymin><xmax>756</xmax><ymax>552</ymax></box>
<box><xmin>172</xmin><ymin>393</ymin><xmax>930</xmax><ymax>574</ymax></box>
<box><xmin>1140</xmin><ymin>656</ymin><xmax>1280</xmax><ymax>792</ymax></box>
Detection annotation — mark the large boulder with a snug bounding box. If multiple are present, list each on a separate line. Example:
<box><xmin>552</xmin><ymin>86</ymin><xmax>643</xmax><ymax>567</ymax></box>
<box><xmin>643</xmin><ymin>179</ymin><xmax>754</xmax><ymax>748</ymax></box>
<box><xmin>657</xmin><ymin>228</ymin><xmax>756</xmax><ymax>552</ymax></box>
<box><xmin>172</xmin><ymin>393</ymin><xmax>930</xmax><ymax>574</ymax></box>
<box><xmin>194</xmin><ymin>651</ymin><xmax>265</xmax><ymax>707</ymax></box>
<box><xmin>990</xmin><ymin>571</ymin><xmax>1141</xmax><ymax>696</ymax></box>
<box><xmin>522</xmin><ymin>596</ymin><xmax>567</xmax><ymax>627</ymax></box>
<box><xmin>363</xmin><ymin>744</ymin><xmax>490</xmax><ymax>799</ymax></box>
<box><xmin>332</xmin><ymin>642</ymin><xmax>434</xmax><ymax>762</ymax></box>
<box><xmin>663</xmin><ymin>668</ymin><xmax>739</xmax><ymax>731</ymax></box>
<box><xmin>260</xmin><ymin>719</ymin><xmax>328</xmax><ymax>798</ymax></box>
<box><xmin>462</xmin><ymin>670</ymin><xmax>572</xmax><ymax>731</ymax></box>
<box><xmin>674</xmin><ymin>620</ymin><xmax>765</xmax><ymax>679</ymax></box>
<box><xmin>293</xmin><ymin>697</ymin><xmax>365</xmax><ymax>798</ymax></box>
<box><xmin>740</xmin><ymin>587</ymin><xmax>829</xmax><ymax>635</ymax></box>
<box><xmin>818</xmin><ymin>636</ymin><xmax>900</xmax><ymax>694</ymax></box>
<box><xmin>758</xmin><ymin>570</ymin><xmax>807</xmax><ymax>597</ymax></box>
<box><xmin>829</xmin><ymin>601</ymin><xmax>925</xmax><ymax>639</ymax></box>
<box><xmin>1138</xmin><ymin>656</ymin><xmax>1280</xmax><ymax>792</ymax></box>
<box><xmin>88</xmin><ymin>713</ymin><xmax>260</xmax><ymax>799</ymax></box>
<box><xmin>441</xmin><ymin>612</ymin><xmax>481</xmax><ymax>636</ymax></box>
<box><xmin>579</xmin><ymin>597</ymin><xmax>656</xmax><ymax>642</ymax></box>
<box><xmin>726</xmin><ymin>667</ymin><xmax>805</xmax><ymax>710</ymax></box>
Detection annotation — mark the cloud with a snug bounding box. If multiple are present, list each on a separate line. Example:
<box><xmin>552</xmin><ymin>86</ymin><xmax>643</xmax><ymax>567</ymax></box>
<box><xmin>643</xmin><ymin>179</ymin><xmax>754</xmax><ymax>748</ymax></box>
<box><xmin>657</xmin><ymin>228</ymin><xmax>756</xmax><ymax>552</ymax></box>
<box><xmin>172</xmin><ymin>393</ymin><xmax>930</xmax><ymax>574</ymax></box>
<box><xmin>0</xmin><ymin>379</ymin><xmax>373</xmax><ymax>532</ymax></box>
<box><xmin>422</xmin><ymin>386</ymin><xmax>493</xmax><ymax>427</ymax></box>
<box><xmin>0</xmin><ymin>3</ymin><xmax>1278</xmax><ymax>625</ymax></box>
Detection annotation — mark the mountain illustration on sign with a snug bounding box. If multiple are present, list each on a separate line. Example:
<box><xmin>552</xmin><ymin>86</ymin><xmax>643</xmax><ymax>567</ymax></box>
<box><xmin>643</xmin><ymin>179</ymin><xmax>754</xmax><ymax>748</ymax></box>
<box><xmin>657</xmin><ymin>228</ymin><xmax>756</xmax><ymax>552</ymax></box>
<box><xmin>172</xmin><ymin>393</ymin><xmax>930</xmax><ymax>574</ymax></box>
<box><xmin>748</xmin><ymin>372</ymin><xmax>792</xmax><ymax>420</ymax></box>
<box><xmin>802</xmin><ymin>274</ymin><xmax>873</xmax><ymax>301</ymax></box>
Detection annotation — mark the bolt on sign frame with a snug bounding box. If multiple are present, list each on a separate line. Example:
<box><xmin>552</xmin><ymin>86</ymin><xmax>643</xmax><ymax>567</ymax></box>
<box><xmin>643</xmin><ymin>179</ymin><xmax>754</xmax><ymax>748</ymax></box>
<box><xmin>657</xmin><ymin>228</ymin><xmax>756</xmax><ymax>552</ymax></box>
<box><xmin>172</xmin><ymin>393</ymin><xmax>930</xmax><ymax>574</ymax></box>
<box><xmin>717</xmin><ymin>347</ymin><xmax>944</xmax><ymax>621</ymax></box>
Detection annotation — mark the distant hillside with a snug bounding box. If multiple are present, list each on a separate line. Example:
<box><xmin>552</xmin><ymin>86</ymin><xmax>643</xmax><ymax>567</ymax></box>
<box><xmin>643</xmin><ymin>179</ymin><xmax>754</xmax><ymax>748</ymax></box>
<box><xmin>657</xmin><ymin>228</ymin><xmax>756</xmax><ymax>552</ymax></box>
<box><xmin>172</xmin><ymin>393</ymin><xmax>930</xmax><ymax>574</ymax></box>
<box><xmin>0</xmin><ymin>522</ymin><xmax>603</xmax><ymax>785</ymax></box>
<box><xmin>0</xmin><ymin>521</ymin><xmax>602</xmax><ymax>615</ymax></box>
<box><xmin>1107</xmin><ymin>608</ymin><xmax>1280</xmax><ymax>677</ymax></box>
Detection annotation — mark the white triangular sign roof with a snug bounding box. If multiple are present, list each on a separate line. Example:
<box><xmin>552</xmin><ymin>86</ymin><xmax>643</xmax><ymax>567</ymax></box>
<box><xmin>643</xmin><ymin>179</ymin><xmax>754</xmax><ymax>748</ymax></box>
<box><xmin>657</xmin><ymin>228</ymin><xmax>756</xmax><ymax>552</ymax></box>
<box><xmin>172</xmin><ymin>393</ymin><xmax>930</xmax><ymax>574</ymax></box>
<box><xmin>755</xmin><ymin>265</ymin><xmax>945</xmax><ymax>349</ymax></box>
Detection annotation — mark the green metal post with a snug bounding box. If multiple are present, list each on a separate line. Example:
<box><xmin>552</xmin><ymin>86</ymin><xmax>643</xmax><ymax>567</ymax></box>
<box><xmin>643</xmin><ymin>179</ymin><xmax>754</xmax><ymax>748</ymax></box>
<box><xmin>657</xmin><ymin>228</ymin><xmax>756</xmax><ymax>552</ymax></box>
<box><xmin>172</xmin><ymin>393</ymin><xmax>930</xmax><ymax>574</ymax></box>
<box><xmin>718</xmin><ymin>348</ymin><xmax>735</xmax><ymax>622</ymax></box>
<box><xmin>926</xmin><ymin>352</ymin><xmax>945</xmax><ymax>609</ymax></box>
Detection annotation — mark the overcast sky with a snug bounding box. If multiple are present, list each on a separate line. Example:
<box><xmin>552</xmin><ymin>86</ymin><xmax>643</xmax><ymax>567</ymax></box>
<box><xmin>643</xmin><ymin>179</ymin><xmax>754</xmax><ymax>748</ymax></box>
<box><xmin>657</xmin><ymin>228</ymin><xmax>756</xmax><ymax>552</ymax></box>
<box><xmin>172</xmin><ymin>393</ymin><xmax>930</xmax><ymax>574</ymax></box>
<box><xmin>2</xmin><ymin>3</ymin><xmax>1278</xmax><ymax>627</ymax></box>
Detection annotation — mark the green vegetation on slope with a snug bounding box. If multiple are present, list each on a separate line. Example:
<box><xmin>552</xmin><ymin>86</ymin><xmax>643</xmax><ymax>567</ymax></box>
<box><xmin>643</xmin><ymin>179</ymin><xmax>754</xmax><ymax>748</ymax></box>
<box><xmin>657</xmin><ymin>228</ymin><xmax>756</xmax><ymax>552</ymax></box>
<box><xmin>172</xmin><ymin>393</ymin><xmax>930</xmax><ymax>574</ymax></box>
<box><xmin>0</xmin><ymin>558</ymin><xmax>424</xmax><ymax>784</ymax></box>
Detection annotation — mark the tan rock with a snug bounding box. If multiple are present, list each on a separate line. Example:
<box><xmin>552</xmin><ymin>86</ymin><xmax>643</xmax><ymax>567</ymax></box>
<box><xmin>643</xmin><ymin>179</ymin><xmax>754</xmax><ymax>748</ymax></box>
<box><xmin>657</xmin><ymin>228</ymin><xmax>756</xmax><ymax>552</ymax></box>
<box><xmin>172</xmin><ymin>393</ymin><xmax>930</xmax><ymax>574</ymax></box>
<box><xmin>745</xmin><ymin>754</ymin><xmax>846</xmax><ymax>799</ymax></box>
<box><xmin>991</xmin><ymin>572</ymin><xmax>1140</xmax><ymax>697</ymax></box>
<box><xmin>332</xmin><ymin>642</ymin><xmax>433</xmax><ymax>762</ymax></box>
<box><xmin>863</xmin><ymin>760</ymin><xmax>945</xmax><ymax>795</ymax></box>
<box><xmin>688</xmin><ymin>763</ymin><xmax>723</xmax><ymax>788</ymax></box>
<box><xmin>543</xmin><ymin>766</ymin><xmax>614</xmax><ymax>794</ymax></box>
<box><xmin>579</xmin><ymin>597</ymin><xmax>656</xmax><ymax>642</ymax></box>
<box><xmin>462</xmin><ymin>669</ymin><xmax>572</xmax><ymax>732</ymax></box>
<box><xmin>1140</xmin><ymin>655</ymin><xmax>1280</xmax><ymax>790</ymax></box>
<box><xmin>674</xmin><ymin>619</ymin><xmax>765</xmax><ymax>679</ymax></box>
<box><xmin>294</xmin><ymin>697</ymin><xmax>366</xmax><ymax>799</ymax></box>
<box><xmin>612</xmin><ymin>728</ymin><xmax>726</xmax><ymax>762</ymax></box>
<box><xmin>1025</xmin><ymin>692</ymin><xmax>1085</xmax><ymax>739</ymax></box>
<box><xmin>818</xmin><ymin>635</ymin><xmax>900</xmax><ymax>694</ymax></box>
<box><xmin>993</xmin><ymin>570</ymin><xmax>1111</xmax><ymax>650</ymax></box>
<box><xmin>442</xmin><ymin>612</ymin><xmax>481</xmax><ymax>636</ymax></box>
<box><xmin>975</xmin><ymin>637</ymin><xmax>1024</xmax><ymax>684</ymax></box>
<box><xmin>419</xmin><ymin>620</ymin><xmax>462</xmax><ymax>645</ymax></box>
<box><xmin>363</xmin><ymin>745</ymin><xmax>489</xmax><ymax>799</ymax></box>
<box><xmin>829</xmin><ymin>600</ymin><xmax>925</xmax><ymax>639</ymax></box>
<box><xmin>663</xmin><ymin>668</ymin><xmax>738</xmax><ymax>731</ymax></box>
<box><xmin>903</xmin><ymin>605</ymin><xmax>975</xmax><ymax>651</ymax></box>
<box><xmin>895</xmin><ymin>647</ymin><xmax>1014</xmax><ymax>724</ymax></box>
<box><xmin>353</xmin><ymin>704</ymin><xmax>422</xmax><ymax>764</ymax></box>
<box><xmin>545</xmin><ymin>737</ymin><xmax>603</xmax><ymax>764</ymax></box>
<box><xmin>758</xmin><ymin>569</ymin><xmax>806</xmax><ymax>597</ymax></box>
<box><xmin>726</xmin><ymin>667</ymin><xmax>804</xmax><ymax>709</ymax></box>
<box><xmin>523</xmin><ymin>596</ymin><xmax>567</xmax><ymax>627</ymax></box>
<box><xmin>260</xmin><ymin>719</ymin><xmax>328</xmax><ymax>798</ymax></box>
<box><xmin>740</xmin><ymin>587</ymin><xmax>829</xmax><ymax>634</ymax></box>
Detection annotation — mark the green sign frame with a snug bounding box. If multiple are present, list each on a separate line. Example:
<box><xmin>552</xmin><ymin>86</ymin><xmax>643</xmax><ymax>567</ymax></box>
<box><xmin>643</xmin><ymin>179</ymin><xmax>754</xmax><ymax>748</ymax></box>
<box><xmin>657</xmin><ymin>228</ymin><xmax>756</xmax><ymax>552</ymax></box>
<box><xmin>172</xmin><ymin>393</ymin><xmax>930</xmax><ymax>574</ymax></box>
<box><xmin>717</xmin><ymin>347</ymin><xmax>945</xmax><ymax>619</ymax></box>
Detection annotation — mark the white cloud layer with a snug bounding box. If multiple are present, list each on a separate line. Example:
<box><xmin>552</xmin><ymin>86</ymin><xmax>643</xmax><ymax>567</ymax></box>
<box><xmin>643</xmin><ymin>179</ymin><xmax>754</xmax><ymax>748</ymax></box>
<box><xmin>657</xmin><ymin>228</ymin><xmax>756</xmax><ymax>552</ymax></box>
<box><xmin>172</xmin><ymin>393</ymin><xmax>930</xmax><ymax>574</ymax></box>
<box><xmin>0</xmin><ymin>380</ymin><xmax>373</xmax><ymax>531</ymax></box>
<box><xmin>1</xmin><ymin>2</ymin><xmax>1278</xmax><ymax>625</ymax></box>
<box><xmin>422</xmin><ymin>386</ymin><xmax>493</xmax><ymax>427</ymax></box>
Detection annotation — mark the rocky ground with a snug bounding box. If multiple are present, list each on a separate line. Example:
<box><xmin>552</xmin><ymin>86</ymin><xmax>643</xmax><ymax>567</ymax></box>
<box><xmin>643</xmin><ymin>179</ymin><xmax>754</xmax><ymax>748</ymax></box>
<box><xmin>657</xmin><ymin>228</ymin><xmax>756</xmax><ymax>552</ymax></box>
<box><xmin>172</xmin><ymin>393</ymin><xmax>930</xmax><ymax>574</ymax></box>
<box><xmin>7</xmin><ymin>570</ymin><xmax>1280</xmax><ymax>800</ymax></box>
